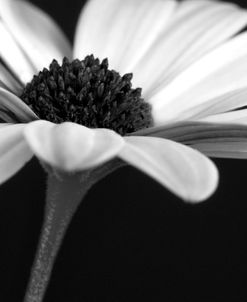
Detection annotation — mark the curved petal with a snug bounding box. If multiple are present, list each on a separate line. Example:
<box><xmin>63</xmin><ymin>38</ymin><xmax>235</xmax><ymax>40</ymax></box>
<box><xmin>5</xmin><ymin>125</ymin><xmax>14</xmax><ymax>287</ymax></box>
<box><xmin>0</xmin><ymin>123</ymin><xmax>33</xmax><ymax>184</ymax></box>
<box><xmin>150</xmin><ymin>32</ymin><xmax>247</xmax><ymax>125</ymax></box>
<box><xmin>119</xmin><ymin>136</ymin><xmax>218</xmax><ymax>202</ymax></box>
<box><xmin>0</xmin><ymin>22</ymin><xmax>35</xmax><ymax>83</ymax></box>
<box><xmin>24</xmin><ymin>121</ymin><xmax>125</xmax><ymax>172</ymax></box>
<box><xmin>73</xmin><ymin>0</ymin><xmax>177</xmax><ymax>71</ymax></box>
<box><xmin>0</xmin><ymin>0</ymin><xmax>72</xmax><ymax>71</ymax></box>
<box><xmin>133</xmin><ymin>0</ymin><xmax>247</xmax><ymax>96</ymax></box>
<box><xmin>0</xmin><ymin>88</ymin><xmax>38</xmax><ymax>123</ymax></box>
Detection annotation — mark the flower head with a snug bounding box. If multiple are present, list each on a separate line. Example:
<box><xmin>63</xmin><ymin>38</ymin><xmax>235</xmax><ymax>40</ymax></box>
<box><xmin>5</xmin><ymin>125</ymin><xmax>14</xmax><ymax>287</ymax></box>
<box><xmin>20</xmin><ymin>55</ymin><xmax>153</xmax><ymax>135</ymax></box>
<box><xmin>1</xmin><ymin>0</ymin><xmax>247</xmax><ymax>202</ymax></box>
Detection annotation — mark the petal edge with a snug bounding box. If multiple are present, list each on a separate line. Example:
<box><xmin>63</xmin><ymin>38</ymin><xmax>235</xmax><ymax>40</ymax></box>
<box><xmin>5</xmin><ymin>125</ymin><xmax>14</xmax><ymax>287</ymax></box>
<box><xmin>119</xmin><ymin>136</ymin><xmax>218</xmax><ymax>202</ymax></box>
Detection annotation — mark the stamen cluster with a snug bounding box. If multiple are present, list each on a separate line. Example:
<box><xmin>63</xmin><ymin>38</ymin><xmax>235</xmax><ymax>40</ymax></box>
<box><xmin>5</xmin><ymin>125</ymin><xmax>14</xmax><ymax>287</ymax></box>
<box><xmin>20</xmin><ymin>55</ymin><xmax>153</xmax><ymax>135</ymax></box>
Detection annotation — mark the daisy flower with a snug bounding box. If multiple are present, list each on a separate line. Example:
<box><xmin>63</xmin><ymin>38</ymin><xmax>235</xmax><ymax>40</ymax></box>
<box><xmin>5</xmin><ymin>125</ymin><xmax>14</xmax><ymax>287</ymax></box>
<box><xmin>1</xmin><ymin>0</ymin><xmax>247</xmax><ymax>301</ymax></box>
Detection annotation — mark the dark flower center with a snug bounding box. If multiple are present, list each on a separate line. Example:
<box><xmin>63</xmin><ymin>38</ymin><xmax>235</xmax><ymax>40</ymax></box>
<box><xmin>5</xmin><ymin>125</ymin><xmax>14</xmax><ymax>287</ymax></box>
<box><xmin>20</xmin><ymin>55</ymin><xmax>153</xmax><ymax>135</ymax></box>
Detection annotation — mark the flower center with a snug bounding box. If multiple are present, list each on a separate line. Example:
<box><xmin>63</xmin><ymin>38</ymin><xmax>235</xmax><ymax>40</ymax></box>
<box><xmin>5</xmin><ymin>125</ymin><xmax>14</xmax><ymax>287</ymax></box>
<box><xmin>20</xmin><ymin>55</ymin><xmax>153</xmax><ymax>135</ymax></box>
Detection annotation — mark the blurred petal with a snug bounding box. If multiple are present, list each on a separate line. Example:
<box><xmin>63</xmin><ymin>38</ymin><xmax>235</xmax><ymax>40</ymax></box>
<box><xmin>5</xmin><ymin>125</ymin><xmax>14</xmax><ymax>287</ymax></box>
<box><xmin>0</xmin><ymin>123</ymin><xmax>33</xmax><ymax>184</ymax></box>
<box><xmin>133</xmin><ymin>0</ymin><xmax>247</xmax><ymax>96</ymax></box>
<box><xmin>150</xmin><ymin>32</ymin><xmax>247</xmax><ymax>125</ymax></box>
<box><xmin>74</xmin><ymin>0</ymin><xmax>177</xmax><ymax>71</ymax></box>
<box><xmin>136</xmin><ymin>121</ymin><xmax>247</xmax><ymax>141</ymax></box>
<box><xmin>119</xmin><ymin>136</ymin><xmax>218</xmax><ymax>202</ymax></box>
<box><xmin>24</xmin><ymin>121</ymin><xmax>125</xmax><ymax>171</ymax></box>
<box><xmin>0</xmin><ymin>0</ymin><xmax>72</xmax><ymax>71</ymax></box>
<box><xmin>0</xmin><ymin>62</ymin><xmax>23</xmax><ymax>94</ymax></box>
<box><xmin>0</xmin><ymin>88</ymin><xmax>38</xmax><ymax>123</ymax></box>
<box><xmin>191</xmin><ymin>142</ymin><xmax>247</xmax><ymax>159</ymax></box>
<box><xmin>177</xmin><ymin>88</ymin><xmax>247</xmax><ymax>121</ymax></box>
<box><xmin>198</xmin><ymin>109</ymin><xmax>247</xmax><ymax>125</ymax></box>
<box><xmin>137</xmin><ymin>121</ymin><xmax>247</xmax><ymax>159</ymax></box>
<box><xmin>0</xmin><ymin>22</ymin><xmax>35</xmax><ymax>83</ymax></box>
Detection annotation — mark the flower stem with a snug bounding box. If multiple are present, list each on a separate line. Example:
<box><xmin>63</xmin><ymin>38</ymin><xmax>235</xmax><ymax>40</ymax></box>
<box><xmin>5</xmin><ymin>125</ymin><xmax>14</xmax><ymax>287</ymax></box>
<box><xmin>23</xmin><ymin>159</ymin><xmax>124</xmax><ymax>302</ymax></box>
<box><xmin>23</xmin><ymin>172</ymin><xmax>92</xmax><ymax>302</ymax></box>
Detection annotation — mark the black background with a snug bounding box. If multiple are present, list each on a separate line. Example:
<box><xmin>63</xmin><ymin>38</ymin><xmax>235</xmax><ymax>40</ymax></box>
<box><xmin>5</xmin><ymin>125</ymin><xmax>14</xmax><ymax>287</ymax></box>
<box><xmin>1</xmin><ymin>0</ymin><xmax>247</xmax><ymax>301</ymax></box>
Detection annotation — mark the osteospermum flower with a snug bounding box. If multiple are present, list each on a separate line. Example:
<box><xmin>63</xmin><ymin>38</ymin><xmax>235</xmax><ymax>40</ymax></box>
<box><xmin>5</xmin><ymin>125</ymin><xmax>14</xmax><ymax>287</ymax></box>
<box><xmin>2</xmin><ymin>0</ymin><xmax>247</xmax><ymax>301</ymax></box>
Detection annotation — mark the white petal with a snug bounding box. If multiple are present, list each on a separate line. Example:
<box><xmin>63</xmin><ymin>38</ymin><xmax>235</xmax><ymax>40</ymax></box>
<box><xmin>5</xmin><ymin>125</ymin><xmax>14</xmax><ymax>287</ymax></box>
<box><xmin>73</xmin><ymin>0</ymin><xmax>177</xmax><ymax>71</ymax></box>
<box><xmin>0</xmin><ymin>0</ymin><xmax>72</xmax><ymax>71</ymax></box>
<box><xmin>0</xmin><ymin>88</ymin><xmax>38</xmax><ymax>123</ymax></box>
<box><xmin>133</xmin><ymin>0</ymin><xmax>247</xmax><ymax>96</ymax></box>
<box><xmin>0</xmin><ymin>123</ymin><xmax>33</xmax><ymax>184</ymax></box>
<box><xmin>150</xmin><ymin>32</ymin><xmax>247</xmax><ymax>125</ymax></box>
<box><xmin>0</xmin><ymin>62</ymin><xmax>23</xmax><ymax>94</ymax></box>
<box><xmin>180</xmin><ymin>88</ymin><xmax>247</xmax><ymax>121</ymax></box>
<box><xmin>0</xmin><ymin>22</ymin><xmax>35</xmax><ymax>83</ymax></box>
<box><xmin>24</xmin><ymin>121</ymin><xmax>125</xmax><ymax>171</ymax></box>
<box><xmin>119</xmin><ymin>136</ymin><xmax>218</xmax><ymax>202</ymax></box>
<box><xmin>199</xmin><ymin>109</ymin><xmax>247</xmax><ymax>125</ymax></box>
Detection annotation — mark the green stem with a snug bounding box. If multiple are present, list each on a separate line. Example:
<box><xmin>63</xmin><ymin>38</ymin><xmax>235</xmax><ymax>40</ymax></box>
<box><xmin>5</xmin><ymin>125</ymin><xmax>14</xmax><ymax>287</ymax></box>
<box><xmin>23</xmin><ymin>159</ymin><xmax>124</xmax><ymax>302</ymax></box>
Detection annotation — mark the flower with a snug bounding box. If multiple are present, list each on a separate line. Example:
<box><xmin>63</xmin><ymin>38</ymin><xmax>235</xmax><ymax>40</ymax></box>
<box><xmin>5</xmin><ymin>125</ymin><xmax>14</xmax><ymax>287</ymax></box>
<box><xmin>1</xmin><ymin>0</ymin><xmax>247</xmax><ymax>203</ymax></box>
<box><xmin>3</xmin><ymin>0</ymin><xmax>247</xmax><ymax>300</ymax></box>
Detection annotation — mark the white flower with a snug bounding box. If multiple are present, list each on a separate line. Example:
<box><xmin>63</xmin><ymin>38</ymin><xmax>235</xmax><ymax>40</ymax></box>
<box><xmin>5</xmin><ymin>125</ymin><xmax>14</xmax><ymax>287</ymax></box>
<box><xmin>0</xmin><ymin>0</ymin><xmax>247</xmax><ymax>202</ymax></box>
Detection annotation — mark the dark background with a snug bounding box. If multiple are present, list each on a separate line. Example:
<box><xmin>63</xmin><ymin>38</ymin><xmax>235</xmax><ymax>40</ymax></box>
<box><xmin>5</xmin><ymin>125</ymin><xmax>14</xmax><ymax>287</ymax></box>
<box><xmin>1</xmin><ymin>0</ymin><xmax>247</xmax><ymax>301</ymax></box>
